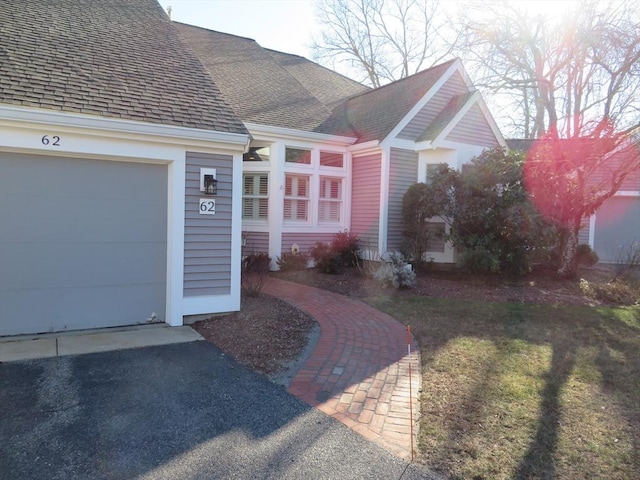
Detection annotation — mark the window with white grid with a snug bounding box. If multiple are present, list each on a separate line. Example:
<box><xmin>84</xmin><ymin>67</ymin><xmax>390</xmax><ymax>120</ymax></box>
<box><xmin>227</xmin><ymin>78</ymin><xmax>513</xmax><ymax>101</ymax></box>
<box><xmin>318</xmin><ymin>177</ymin><xmax>342</xmax><ymax>223</ymax></box>
<box><xmin>284</xmin><ymin>174</ymin><xmax>310</xmax><ymax>221</ymax></box>
<box><xmin>242</xmin><ymin>173</ymin><xmax>268</xmax><ymax>220</ymax></box>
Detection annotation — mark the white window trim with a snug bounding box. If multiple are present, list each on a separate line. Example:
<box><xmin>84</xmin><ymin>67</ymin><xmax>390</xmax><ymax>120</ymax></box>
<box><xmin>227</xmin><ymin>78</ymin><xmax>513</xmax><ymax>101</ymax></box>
<box><xmin>242</xmin><ymin>173</ymin><xmax>269</xmax><ymax>222</ymax></box>
<box><xmin>318</xmin><ymin>176</ymin><xmax>344</xmax><ymax>224</ymax></box>
<box><xmin>284</xmin><ymin>173</ymin><xmax>312</xmax><ymax>224</ymax></box>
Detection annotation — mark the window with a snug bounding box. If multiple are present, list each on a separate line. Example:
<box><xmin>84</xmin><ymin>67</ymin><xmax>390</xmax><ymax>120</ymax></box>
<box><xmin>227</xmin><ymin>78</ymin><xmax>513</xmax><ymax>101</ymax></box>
<box><xmin>320</xmin><ymin>151</ymin><xmax>343</xmax><ymax>168</ymax></box>
<box><xmin>426</xmin><ymin>222</ymin><xmax>446</xmax><ymax>253</ymax></box>
<box><xmin>243</xmin><ymin>146</ymin><xmax>270</xmax><ymax>162</ymax></box>
<box><xmin>242</xmin><ymin>174</ymin><xmax>268</xmax><ymax>220</ymax></box>
<box><xmin>318</xmin><ymin>177</ymin><xmax>342</xmax><ymax>223</ymax></box>
<box><xmin>426</xmin><ymin>163</ymin><xmax>447</xmax><ymax>184</ymax></box>
<box><xmin>285</xmin><ymin>147</ymin><xmax>311</xmax><ymax>165</ymax></box>
<box><xmin>284</xmin><ymin>174</ymin><xmax>310</xmax><ymax>221</ymax></box>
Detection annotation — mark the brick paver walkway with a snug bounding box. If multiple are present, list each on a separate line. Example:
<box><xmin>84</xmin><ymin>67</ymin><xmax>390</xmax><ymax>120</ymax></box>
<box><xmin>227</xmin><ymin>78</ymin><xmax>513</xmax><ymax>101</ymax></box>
<box><xmin>264</xmin><ymin>278</ymin><xmax>421</xmax><ymax>460</ymax></box>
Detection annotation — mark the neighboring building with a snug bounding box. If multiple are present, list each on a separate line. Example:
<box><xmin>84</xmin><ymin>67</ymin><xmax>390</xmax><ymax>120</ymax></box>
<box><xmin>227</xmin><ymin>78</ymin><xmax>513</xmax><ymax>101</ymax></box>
<box><xmin>1</xmin><ymin>0</ymin><xmax>506</xmax><ymax>336</ymax></box>
<box><xmin>0</xmin><ymin>0</ymin><xmax>250</xmax><ymax>335</ymax></box>
<box><xmin>176</xmin><ymin>23</ymin><xmax>505</xmax><ymax>265</ymax></box>
<box><xmin>507</xmin><ymin>135</ymin><xmax>640</xmax><ymax>265</ymax></box>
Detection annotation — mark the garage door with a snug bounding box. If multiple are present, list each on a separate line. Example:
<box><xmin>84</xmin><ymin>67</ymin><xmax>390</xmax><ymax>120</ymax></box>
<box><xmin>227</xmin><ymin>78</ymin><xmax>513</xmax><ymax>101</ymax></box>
<box><xmin>0</xmin><ymin>153</ymin><xmax>167</xmax><ymax>336</ymax></box>
<box><xmin>594</xmin><ymin>196</ymin><xmax>640</xmax><ymax>263</ymax></box>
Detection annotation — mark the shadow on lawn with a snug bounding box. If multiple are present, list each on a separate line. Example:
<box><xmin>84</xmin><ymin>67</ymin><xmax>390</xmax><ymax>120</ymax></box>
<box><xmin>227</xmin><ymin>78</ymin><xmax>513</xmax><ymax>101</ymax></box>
<box><xmin>375</xmin><ymin>296</ymin><xmax>640</xmax><ymax>478</ymax></box>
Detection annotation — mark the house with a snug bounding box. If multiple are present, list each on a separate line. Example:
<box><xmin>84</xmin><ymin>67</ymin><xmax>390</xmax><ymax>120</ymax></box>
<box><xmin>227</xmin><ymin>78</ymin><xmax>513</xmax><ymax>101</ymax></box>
<box><xmin>174</xmin><ymin>22</ymin><xmax>505</xmax><ymax>265</ymax></box>
<box><xmin>507</xmin><ymin>135</ymin><xmax>640</xmax><ymax>265</ymax></box>
<box><xmin>1</xmin><ymin>0</ymin><xmax>505</xmax><ymax>337</ymax></box>
<box><xmin>0</xmin><ymin>0</ymin><xmax>250</xmax><ymax>336</ymax></box>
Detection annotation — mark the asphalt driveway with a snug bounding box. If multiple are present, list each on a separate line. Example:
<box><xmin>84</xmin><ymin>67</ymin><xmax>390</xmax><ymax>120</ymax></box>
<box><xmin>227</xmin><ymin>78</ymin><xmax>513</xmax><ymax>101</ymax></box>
<box><xmin>0</xmin><ymin>341</ymin><xmax>438</xmax><ymax>479</ymax></box>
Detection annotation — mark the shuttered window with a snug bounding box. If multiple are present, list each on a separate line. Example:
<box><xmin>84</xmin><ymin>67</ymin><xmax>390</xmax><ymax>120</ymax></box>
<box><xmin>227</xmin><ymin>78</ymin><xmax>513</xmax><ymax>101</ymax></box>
<box><xmin>242</xmin><ymin>174</ymin><xmax>268</xmax><ymax>220</ymax></box>
<box><xmin>284</xmin><ymin>174</ymin><xmax>310</xmax><ymax>221</ymax></box>
<box><xmin>318</xmin><ymin>177</ymin><xmax>342</xmax><ymax>223</ymax></box>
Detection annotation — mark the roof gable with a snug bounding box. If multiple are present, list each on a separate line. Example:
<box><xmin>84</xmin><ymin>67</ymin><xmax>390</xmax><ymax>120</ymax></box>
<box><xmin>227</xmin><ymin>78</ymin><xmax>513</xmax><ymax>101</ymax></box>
<box><xmin>0</xmin><ymin>0</ymin><xmax>246</xmax><ymax>134</ymax></box>
<box><xmin>315</xmin><ymin>59</ymin><xmax>459</xmax><ymax>142</ymax></box>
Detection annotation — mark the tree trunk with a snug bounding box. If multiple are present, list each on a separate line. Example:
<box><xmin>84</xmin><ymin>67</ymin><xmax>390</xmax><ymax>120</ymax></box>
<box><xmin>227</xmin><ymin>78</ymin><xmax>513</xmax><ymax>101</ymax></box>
<box><xmin>557</xmin><ymin>225</ymin><xmax>579</xmax><ymax>279</ymax></box>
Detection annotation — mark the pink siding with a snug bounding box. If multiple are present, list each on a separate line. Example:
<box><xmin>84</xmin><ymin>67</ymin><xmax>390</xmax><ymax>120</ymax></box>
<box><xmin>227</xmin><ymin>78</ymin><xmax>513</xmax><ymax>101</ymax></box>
<box><xmin>445</xmin><ymin>103</ymin><xmax>499</xmax><ymax>147</ymax></box>
<box><xmin>351</xmin><ymin>153</ymin><xmax>382</xmax><ymax>249</ymax></box>
<box><xmin>397</xmin><ymin>72</ymin><xmax>468</xmax><ymax>141</ymax></box>
<box><xmin>242</xmin><ymin>231</ymin><xmax>269</xmax><ymax>255</ymax></box>
<box><xmin>281</xmin><ymin>232</ymin><xmax>335</xmax><ymax>255</ymax></box>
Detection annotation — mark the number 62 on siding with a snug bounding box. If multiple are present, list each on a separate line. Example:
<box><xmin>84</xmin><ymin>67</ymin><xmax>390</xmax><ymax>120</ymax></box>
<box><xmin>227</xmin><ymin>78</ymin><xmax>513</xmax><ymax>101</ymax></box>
<box><xmin>199</xmin><ymin>198</ymin><xmax>216</xmax><ymax>215</ymax></box>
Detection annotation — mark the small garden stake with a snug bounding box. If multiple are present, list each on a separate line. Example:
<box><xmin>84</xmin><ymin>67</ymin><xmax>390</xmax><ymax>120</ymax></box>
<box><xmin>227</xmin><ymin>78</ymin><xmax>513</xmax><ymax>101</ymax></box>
<box><xmin>407</xmin><ymin>325</ymin><xmax>414</xmax><ymax>461</ymax></box>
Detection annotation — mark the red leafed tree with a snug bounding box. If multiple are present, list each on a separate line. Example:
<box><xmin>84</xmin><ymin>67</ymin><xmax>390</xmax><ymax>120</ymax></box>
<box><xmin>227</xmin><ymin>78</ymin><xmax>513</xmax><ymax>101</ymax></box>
<box><xmin>525</xmin><ymin>120</ymin><xmax>639</xmax><ymax>278</ymax></box>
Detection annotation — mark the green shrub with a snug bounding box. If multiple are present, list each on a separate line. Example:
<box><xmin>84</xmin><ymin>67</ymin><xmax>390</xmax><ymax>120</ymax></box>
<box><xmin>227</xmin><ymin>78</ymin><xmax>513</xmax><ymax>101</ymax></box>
<box><xmin>458</xmin><ymin>247</ymin><xmax>500</xmax><ymax>274</ymax></box>
<box><xmin>576</xmin><ymin>244</ymin><xmax>599</xmax><ymax>266</ymax></box>
<box><xmin>276</xmin><ymin>252</ymin><xmax>309</xmax><ymax>271</ymax></box>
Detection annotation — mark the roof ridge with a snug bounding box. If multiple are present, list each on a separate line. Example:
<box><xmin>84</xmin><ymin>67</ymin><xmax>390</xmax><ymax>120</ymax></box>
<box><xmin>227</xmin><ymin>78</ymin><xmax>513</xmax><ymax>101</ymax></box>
<box><xmin>171</xmin><ymin>21</ymin><xmax>258</xmax><ymax>44</ymax></box>
<box><xmin>341</xmin><ymin>57</ymin><xmax>459</xmax><ymax>103</ymax></box>
<box><xmin>266</xmin><ymin>48</ymin><xmax>370</xmax><ymax>92</ymax></box>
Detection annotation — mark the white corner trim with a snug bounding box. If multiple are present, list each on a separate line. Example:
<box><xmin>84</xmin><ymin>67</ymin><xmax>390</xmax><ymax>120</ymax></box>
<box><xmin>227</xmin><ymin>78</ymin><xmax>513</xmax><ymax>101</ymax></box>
<box><xmin>1</xmin><ymin>104</ymin><xmax>250</xmax><ymax>150</ymax></box>
<box><xmin>474</xmin><ymin>95</ymin><xmax>507</xmax><ymax>147</ymax></box>
<box><xmin>382</xmin><ymin>61</ymin><xmax>461</xmax><ymax>143</ymax></box>
<box><xmin>245</xmin><ymin>122</ymin><xmax>357</xmax><ymax>145</ymax></box>
<box><xmin>431</xmin><ymin>91</ymin><xmax>481</xmax><ymax>146</ymax></box>
<box><xmin>588</xmin><ymin>214</ymin><xmax>596</xmax><ymax>248</ymax></box>
<box><xmin>378</xmin><ymin>147</ymin><xmax>391</xmax><ymax>254</ymax></box>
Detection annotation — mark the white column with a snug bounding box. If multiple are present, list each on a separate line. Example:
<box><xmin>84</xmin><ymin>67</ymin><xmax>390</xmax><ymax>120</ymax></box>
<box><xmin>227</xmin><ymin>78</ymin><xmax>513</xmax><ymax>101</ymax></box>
<box><xmin>269</xmin><ymin>142</ymin><xmax>284</xmax><ymax>268</ymax></box>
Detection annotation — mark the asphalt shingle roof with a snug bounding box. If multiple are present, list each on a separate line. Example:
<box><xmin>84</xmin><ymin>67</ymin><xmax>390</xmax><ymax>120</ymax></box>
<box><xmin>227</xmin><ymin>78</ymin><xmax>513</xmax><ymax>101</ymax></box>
<box><xmin>266</xmin><ymin>49</ymin><xmax>369</xmax><ymax>109</ymax></box>
<box><xmin>0</xmin><ymin>0</ymin><xmax>246</xmax><ymax>134</ymax></box>
<box><xmin>175</xmin><ymin>22</ymin><xmax>347</xmax><ymax>132</ymax></box>
<box><xmin>315</xmin><ymin>59</ymin><xmax>458</xmax><ymax>142</ymax></box>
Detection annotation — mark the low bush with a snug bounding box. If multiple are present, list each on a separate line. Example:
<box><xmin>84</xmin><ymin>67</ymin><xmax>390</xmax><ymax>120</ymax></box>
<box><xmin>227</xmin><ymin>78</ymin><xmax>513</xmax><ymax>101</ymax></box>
<box><xmin>310</xmin><ymin>241</ymin><xmax>341</xmax><ymax>274</ymax></box>
<box><xmin>331</xmin><ymin>230</ymin><xmax>361</xmax><ymax>267</ymax></box>
<box><xmin>276</xmin><ymin>252</ymin><xmax>309</xmax><ymax>271</ymax></box>
<box><xmin>374</xmin><ymin>252</ymin><xmax>416</xmax><ymax>289</ymax></box>
<box><xmin>579</xmin><ymin>278</ymin><xmax>640</xmax><ymax>305</ymax></box>
<box><xmin>576</xmin><ymin>244</ymin><xmax>599</xmax><ymax>266</ymax></box>
<box><xmin>241</xmin><ymin>253</ymin><xmax>271</xmax><ymax>296</ymax></box>
<box><xmin>457</xmin><ymin>247</ymin><xmax>500</xmax><ymax>274</ymax></box>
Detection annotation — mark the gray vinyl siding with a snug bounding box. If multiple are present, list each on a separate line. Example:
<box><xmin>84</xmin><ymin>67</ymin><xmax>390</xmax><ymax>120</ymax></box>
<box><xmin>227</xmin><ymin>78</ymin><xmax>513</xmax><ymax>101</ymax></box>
<box><xmin>351</xmin><ymin>153</ymin><xmax>381</xmax><ymax>249</ymax></box>
<box><xmin>397</xmin><ymin>72</ymin><xmax>468</xmax><ymax>141</ymax></box>
<box><xmin>594</xmin><ymin>196</ymin><xmax>640</xmax><ymax>263</ymax></box>
<box><xmin>0</xmin><ymin>152</ymin><xmax>167</xmax><ymax>335</ymax></box>
<box><xmin>445</xmin><ymin>103</ymin><xmax>498</xmax><ymax>147</ymax></box>
<box><xmin>242</xmin><ymin>231</ymin><xmax>269</xmax><ymax>255</ymax></box>
<box><xmin>387</xmin><ymin>148</ymin><xmax>418</xmax><ymax>251</ymax></box>
<box><xmin>578</xmin><ymin>224</ymin><xmax>590</xmax><ymax>245</ymax></box>
<box><xmin>281</xmin><ymin>232</ymin><xmax>335</xmax><ymax>255</ymax></box>
<box><xmin>184</xmin><ymin>152</ymin><xmax>233</xmax><ymax>296</ymax></box>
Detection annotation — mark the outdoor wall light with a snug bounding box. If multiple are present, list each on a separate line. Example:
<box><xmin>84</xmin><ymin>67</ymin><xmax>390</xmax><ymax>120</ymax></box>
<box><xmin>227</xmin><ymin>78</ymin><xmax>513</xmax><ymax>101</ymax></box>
<box><xmin>204</xmin><ymin>174</ymin><xmax>217</xmax><ymax>195</ymax></box>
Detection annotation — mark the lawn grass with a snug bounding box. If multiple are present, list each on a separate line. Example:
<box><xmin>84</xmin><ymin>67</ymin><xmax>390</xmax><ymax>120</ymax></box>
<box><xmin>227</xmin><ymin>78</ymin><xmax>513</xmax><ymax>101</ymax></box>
<box><xmin>366</xmin><ymin>295</ymin><xmax>640</xmax><ymax>479</ymax></box>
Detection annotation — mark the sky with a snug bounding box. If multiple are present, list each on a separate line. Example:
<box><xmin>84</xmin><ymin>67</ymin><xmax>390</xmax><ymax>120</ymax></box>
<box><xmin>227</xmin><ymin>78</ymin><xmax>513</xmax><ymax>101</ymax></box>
<box><xmin>158</xmin><ymin>0</ymin><xmax>317</xmax><ymax>58</ymax></box>
<box><xmin>158</xmin><ymin>0</ymin><xmax>582</xmax><ymax>61</ymax></box>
